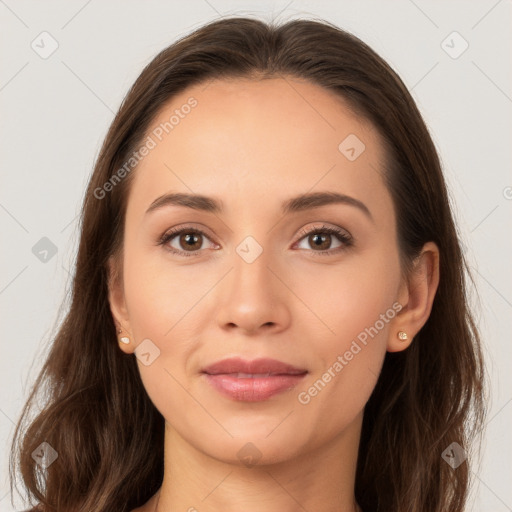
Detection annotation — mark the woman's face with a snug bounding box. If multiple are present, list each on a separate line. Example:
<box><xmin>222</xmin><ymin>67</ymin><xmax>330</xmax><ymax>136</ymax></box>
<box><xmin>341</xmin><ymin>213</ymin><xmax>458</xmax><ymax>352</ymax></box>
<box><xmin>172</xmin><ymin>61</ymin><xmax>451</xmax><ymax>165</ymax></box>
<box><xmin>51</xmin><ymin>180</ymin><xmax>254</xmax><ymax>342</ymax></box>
<box><xmin>109</xmin><ymin>77</ymin><xmax>407</xmax><ymax>465</ymax></box>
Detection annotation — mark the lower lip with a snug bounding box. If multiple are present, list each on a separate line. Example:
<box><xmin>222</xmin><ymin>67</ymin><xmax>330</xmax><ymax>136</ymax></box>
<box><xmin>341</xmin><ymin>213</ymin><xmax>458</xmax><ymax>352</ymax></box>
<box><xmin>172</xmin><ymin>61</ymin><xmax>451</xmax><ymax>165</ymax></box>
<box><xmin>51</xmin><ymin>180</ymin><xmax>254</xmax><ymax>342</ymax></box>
<box><xmin>203</xmin><ymin>373</ymin><xmax>307</xmax><ymax>401</ymax></box>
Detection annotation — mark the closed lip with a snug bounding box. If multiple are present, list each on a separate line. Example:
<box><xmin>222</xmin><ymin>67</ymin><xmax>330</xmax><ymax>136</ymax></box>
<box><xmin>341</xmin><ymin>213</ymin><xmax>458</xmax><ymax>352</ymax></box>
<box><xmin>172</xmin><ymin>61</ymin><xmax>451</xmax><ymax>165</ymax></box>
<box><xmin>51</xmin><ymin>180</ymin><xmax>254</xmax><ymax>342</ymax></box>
<box><xmin>202</xmin><ymin>357</ymin><xmax>308</xmax><ymax>376</ymax></box>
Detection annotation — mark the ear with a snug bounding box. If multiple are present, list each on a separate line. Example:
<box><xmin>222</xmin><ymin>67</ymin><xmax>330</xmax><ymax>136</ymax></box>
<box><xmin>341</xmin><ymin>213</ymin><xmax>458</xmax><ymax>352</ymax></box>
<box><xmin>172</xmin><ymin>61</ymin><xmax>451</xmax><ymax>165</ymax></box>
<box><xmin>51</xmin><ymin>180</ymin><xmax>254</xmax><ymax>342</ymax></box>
<box><xmin>387</xmin><ymin>241</ymin><xmax>440</xmax><ymax>352</ymax></box>
<box><xmin>107</xmin><ymin>254</ymin><xmax>135</xmax><ymax>354</ymax></box>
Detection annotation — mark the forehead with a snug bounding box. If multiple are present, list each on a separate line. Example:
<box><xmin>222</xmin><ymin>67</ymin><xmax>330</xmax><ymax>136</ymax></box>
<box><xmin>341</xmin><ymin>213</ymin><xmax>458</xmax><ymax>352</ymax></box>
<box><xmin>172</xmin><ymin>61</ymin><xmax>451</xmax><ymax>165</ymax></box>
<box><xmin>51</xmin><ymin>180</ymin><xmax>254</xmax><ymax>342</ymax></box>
<box><xmin>128</xmin><ymin>77</ymin><xmax>390</xmax><ymax>218</ymax></box>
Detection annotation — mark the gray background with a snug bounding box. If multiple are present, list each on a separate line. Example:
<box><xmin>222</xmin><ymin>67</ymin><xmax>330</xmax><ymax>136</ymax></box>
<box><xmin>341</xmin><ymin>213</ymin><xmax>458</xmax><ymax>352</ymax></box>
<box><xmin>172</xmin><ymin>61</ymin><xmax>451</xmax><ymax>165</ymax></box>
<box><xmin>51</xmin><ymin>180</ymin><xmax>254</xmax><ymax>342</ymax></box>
<box><xmin>1</xmin><ymin>1</ymin><xmax>511</xmax><ymax>510</ymax></box>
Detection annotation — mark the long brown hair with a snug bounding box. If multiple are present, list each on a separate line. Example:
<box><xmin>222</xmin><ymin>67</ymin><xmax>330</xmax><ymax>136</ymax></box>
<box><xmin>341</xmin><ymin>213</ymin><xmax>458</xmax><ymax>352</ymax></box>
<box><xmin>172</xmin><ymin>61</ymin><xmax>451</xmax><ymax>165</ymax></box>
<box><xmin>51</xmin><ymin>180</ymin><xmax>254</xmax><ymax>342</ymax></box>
<box><xmin>9</xmin><ymin>16</ymin><xmax>486</xmax><ymax>512</ymax></box>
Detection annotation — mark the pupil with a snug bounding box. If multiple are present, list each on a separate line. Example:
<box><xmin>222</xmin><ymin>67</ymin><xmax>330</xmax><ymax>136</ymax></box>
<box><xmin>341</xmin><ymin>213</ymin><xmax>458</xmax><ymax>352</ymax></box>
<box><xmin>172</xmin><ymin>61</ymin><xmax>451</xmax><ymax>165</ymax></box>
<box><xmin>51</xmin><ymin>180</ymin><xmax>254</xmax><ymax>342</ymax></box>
<box><xmin>312</xmin><ymin>233</ymin><xmax>329</xmax><ymax>248</ymax></box>
<box><xmin>184</xmin><ymin>233</ymin><xmax>198</xmax><ymax>247</ymax></box>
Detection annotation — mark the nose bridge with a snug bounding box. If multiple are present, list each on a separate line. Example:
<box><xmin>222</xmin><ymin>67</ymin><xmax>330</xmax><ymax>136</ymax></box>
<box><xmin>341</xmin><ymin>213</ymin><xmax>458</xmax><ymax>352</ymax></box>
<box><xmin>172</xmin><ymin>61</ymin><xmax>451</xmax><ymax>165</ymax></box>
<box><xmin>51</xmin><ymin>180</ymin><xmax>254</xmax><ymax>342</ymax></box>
<box><xmin>227</xmin><ymin>202</ymin><xmax>276</xmax><ymax>275</ymax></box>
<box><xmin>231</xmin><ymin>231</ymin><xmax>276</xmax><ymax>299</ymax></box>
<box><xmin>214</xmin><ymin>227</ymin><xmax>289</xmax><ymax>332</ymax></box>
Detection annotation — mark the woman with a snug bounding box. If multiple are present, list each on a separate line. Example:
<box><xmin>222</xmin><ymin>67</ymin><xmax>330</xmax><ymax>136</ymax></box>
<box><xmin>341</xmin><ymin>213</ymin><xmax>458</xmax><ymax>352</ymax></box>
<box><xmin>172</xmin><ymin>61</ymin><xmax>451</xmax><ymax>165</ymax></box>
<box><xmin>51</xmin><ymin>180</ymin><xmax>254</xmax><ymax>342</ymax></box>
<box><xmin>10</xmin><ymin>16</ymin><xmax>486</xmax><ymax>512</ymax></box>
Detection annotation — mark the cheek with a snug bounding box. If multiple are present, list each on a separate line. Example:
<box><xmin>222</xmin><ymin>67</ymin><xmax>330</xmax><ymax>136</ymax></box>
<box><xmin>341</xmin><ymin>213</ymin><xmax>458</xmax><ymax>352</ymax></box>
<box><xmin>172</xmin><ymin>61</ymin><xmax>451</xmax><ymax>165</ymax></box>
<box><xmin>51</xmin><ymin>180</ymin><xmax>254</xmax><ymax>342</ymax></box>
<box><xmin>122</xmin><ymin>251</ymin><xmax>203</xmax><ymax>419</ymax></box>
<box><xmin>295</xmin><ymin>287</ymin><xmax>392</xmax><ymax>439</ymax></box>
<box><xmin>122</xmin><ymin>246</ymin><xmax>199</xmax><ymax>340</ymax></box>
<box><xmin>291</xmin><ymin>250</ymin><xmax>401</xmax><ymax>342</ymax></box>
<box><xmin>291</xmin><ymin>250</ymin><xmax>399</xmax><ymax>412</ymax></box>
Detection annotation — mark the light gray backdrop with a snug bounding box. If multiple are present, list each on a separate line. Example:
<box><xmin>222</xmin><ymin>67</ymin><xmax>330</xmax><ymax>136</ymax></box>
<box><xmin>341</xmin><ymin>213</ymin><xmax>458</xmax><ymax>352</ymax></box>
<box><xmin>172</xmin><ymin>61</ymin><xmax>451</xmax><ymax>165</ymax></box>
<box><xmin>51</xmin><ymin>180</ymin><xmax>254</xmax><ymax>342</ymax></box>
<box><xmin>1</xmin><ymin>1</ymin><xmax>511</xmax><ymax>511</ymax></box>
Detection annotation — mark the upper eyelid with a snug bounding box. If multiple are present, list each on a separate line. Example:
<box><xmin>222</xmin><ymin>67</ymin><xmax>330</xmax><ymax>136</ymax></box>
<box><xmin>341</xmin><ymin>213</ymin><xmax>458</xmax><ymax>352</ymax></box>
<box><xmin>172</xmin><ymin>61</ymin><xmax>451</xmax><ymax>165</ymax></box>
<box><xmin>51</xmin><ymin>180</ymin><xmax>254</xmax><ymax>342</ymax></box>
<box><xmin>297</xmin><ymin>223</ymin><xmax>351</xmax><ymax>238</ymax></box>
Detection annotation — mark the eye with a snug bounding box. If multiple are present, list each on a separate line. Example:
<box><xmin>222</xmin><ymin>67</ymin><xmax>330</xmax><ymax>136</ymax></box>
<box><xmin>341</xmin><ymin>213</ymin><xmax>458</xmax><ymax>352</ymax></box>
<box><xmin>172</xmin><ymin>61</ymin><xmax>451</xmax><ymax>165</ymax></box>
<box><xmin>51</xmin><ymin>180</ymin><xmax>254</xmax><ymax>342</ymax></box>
<box><xmin>294</xmin><ymin>224</ymin><xmax>353</xmax><ymax>256</ymax></box>
<box><xmin>158</xmin><ymin>226</ymin><xmax>218</xmax><ymax>257</ymax></box>
<box><xmin>158</xmin><ymin>223</ymin><xmax>353</xmax><ymax>258</ymax></box>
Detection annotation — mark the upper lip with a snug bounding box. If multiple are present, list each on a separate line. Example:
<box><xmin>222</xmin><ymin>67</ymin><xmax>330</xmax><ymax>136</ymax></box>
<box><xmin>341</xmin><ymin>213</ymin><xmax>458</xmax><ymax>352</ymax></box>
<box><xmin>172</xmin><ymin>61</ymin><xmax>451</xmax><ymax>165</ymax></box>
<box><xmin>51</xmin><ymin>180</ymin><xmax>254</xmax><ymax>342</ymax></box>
<box><xmin>202</xmin><ymin>357</ymin><xmax>308</xmax><ymax>375</ymax></box>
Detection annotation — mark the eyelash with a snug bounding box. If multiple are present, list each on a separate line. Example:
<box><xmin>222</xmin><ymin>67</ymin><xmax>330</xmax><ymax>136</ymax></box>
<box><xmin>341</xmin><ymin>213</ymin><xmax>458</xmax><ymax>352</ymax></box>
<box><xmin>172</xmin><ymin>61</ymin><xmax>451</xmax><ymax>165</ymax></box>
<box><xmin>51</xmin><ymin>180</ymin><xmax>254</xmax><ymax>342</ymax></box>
<box><xmin>157</xmin><ymin>224</ymin><xmax>353</xmax><ymax>258</ymax></box>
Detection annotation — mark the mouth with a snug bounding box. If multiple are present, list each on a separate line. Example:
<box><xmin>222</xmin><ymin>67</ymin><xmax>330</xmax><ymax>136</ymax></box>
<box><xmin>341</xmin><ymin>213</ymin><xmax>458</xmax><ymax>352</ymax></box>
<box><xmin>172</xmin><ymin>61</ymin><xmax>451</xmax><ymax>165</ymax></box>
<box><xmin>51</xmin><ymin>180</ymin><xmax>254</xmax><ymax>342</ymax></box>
<box><xmin>201</xmin><ymin>357</ymin><xmax>308</xmax><ymax>402</ymax></box>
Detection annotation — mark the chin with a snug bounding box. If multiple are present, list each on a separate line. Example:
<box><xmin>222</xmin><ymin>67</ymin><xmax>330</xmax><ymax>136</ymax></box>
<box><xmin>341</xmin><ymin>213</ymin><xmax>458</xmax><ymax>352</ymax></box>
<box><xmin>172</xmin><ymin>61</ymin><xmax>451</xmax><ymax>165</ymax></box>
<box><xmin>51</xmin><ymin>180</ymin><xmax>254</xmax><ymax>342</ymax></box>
<box><xmin>203</xmin><ymin>430</ymin><xmax>306</xmax><ymax>468</ymax></box>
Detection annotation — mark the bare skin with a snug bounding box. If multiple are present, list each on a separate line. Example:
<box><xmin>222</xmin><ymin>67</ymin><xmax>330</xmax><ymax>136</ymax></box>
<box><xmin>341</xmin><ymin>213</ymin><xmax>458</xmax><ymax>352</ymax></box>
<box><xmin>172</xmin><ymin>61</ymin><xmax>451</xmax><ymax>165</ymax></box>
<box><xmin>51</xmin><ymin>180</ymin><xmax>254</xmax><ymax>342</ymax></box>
<box><xmin>108</xmin><ymin>77</ymin><xmax>439</xmax><ymax>512</ymax></box>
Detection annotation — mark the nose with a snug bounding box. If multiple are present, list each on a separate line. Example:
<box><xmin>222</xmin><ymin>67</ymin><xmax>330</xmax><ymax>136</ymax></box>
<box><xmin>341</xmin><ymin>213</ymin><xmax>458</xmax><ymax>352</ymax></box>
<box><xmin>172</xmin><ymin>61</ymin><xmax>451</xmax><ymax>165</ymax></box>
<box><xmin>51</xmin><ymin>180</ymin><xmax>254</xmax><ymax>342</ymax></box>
<box><xmin>215</xmin><ymin>244</ymin><xmax>291</xmax><ymax>335</ymax></box>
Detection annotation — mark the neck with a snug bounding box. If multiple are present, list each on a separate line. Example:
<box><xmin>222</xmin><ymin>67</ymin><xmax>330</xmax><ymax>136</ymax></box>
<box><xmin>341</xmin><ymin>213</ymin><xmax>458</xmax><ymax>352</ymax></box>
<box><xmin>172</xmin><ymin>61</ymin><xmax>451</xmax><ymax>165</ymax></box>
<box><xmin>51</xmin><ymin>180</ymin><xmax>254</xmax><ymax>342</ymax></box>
<box><xmin>154</xmin><ymin>412</ymin><xmax>363</xmax><ymax>512</ymax></box>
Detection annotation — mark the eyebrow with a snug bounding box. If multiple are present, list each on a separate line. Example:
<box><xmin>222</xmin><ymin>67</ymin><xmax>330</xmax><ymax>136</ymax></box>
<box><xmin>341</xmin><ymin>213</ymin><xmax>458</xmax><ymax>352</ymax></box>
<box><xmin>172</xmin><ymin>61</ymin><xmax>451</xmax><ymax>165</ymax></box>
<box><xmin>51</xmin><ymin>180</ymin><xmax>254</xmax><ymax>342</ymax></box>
<box><xmin>145</xmin><ymin>191</ymin><xmax>373</xmax><ymax>221</ymax></box>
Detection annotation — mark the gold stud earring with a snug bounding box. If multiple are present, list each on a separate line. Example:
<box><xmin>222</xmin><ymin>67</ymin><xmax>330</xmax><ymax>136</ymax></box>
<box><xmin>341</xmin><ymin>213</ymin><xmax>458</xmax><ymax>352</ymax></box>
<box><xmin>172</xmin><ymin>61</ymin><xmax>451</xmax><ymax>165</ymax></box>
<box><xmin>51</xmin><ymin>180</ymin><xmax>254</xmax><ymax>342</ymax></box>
<box><xmin>397</xmin><ymin>331</ymin><xmax>408</xmax><ymax>341</ymax></box>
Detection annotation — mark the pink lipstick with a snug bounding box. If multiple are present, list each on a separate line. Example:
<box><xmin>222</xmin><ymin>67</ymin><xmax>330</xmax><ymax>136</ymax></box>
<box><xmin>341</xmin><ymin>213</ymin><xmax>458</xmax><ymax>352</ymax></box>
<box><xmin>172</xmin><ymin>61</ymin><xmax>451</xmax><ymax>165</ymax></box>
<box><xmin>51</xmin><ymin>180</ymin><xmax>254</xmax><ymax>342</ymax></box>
<box><xmin>202</xmin><ymin>357</ymin><xmax>307</xmax><ymax>402</ymax></box>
